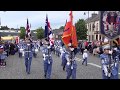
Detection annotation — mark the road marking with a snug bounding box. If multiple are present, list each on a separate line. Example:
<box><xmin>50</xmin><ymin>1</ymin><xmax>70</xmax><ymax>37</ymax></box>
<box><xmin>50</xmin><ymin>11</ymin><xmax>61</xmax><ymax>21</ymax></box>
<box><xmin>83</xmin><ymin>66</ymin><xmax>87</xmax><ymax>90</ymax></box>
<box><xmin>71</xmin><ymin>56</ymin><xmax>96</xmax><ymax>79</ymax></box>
<box><xmin>88</xmin><ymin>63</ymin><xmax>101</xmax><ymax>68</ymax></box>
<box><xmin>76</xmin><ymin>57</ymin><xmax>120</xmax><ymax>75</ymax></box>
<box><xmin>75</xmin><ymin>58</ymin><xmax>82</xmax><ymax>61</ymax></box>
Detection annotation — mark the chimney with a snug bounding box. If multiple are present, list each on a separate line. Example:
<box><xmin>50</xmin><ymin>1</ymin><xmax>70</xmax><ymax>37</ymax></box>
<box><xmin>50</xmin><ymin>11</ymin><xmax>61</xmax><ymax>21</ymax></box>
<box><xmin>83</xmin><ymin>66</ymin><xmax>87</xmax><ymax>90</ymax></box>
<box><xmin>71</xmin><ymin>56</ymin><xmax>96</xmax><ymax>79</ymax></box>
<box><xmin>92</xmin><ymin>13</ymin><xmax>97</xmax><ymax>17</ymax></box>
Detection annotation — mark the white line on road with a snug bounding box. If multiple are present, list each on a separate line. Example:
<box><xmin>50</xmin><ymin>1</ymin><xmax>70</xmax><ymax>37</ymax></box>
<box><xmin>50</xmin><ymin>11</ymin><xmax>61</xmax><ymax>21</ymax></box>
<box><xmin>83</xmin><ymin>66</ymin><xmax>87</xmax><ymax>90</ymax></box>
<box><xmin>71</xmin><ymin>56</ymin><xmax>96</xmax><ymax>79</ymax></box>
<box><xmin>75</xmin><ymin>58</ymin><xmax>82</xmax><ymax>61</ymax></box>
<box><xmin>76</xmin><ymin>57</ymin><xmax>120</xmax><ymax>75</ymax></box>
<box><xmin>88</xmin><ymin>63</ymin><xmax>101</xmax><ymax>68</ymax></box>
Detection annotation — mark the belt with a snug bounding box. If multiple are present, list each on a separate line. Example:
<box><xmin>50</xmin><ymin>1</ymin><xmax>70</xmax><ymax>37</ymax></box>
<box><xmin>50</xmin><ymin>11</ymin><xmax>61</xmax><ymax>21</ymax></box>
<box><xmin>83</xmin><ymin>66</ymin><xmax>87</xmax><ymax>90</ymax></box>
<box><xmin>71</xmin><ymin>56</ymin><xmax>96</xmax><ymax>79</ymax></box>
<box><xmin>25</xmin><ymin>51</ymin><xmax>32</xmax><ymax>52</ymax></box>
<box><xmin>45</xmin><ymin>55</ymin><xmax>51</xmax><ymax>57</ymax></box>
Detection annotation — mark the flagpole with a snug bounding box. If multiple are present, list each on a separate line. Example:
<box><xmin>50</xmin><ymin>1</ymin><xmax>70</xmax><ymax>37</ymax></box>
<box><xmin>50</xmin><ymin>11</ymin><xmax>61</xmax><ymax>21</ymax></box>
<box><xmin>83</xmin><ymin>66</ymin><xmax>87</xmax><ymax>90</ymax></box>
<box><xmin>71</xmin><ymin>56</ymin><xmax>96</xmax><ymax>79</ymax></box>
<box><xmin>84</xmin><ymin>11</ymin><xmax>90</xmax><ymax>42</ymax></box>
<box><xmin>71</xmin><ymin>11</ymin><xmax>73</xmax><ymax>25</ymax></box>
<box><xmin>47</xmin><ymin>14</ymin><xmax>49</xmax><ymax>40</ymax></box>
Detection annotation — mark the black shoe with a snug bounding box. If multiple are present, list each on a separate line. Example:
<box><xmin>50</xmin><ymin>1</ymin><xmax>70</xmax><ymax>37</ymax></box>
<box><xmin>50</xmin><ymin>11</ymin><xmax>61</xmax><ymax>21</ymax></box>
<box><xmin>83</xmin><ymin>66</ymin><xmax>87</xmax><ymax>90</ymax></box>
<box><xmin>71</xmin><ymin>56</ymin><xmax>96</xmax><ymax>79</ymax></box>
<box><xmin>63</xmin><ymin>67</ymin><xmax>65</xmax><ymax>71</ymax></box>
<box><xmin>44</xmin><ymin>74</ymin><xmax>46</xmax><ymax>78</ymax></box>
<box><xmin>63</xmin><ymin>65</ymin><xmax>66</xmax><ymax>71</ymax></box>
<box><xmin>27</xmin><ymin>72</ymin><xmax>30</xmax><ymax>74</ymax></box>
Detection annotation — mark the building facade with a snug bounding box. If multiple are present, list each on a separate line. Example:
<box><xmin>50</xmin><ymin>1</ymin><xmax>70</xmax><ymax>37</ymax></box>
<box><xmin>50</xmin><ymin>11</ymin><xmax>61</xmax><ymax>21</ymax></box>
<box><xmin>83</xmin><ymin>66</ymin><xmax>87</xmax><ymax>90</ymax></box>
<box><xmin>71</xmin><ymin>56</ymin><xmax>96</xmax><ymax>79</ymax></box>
<box><xmin>85</xmin><ymin>12</ymin><xmax>120</xmax><ymax>45</ymax></box>
<box><xmin>0</xmin><ymin>30</ymin><xmax>38</xmax><ymax>40</ymax></box>
<box><xmin>85</xmin><ymin>12</ymin><xmax>105</xmax><ymax>42</ymax></box>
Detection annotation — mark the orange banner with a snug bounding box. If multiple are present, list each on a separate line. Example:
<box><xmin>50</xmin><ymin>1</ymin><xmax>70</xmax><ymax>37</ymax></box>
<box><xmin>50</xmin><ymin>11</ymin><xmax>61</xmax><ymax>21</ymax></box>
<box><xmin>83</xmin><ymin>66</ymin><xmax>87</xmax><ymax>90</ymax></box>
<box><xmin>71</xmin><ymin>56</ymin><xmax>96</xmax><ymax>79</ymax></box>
<box><xmin>62</xmin><ymin>21</ymin><xmax>72</xmax><ymax>47</ymax></box>
<box><xmin>62</xmin><ymin>11</ymin><xmax>78</xmax><ymax>48</ymax></box>
<box><xmin>71</xmin><ymin>26</ymin><xmax>78</xmax><ymax>48</ymax></box>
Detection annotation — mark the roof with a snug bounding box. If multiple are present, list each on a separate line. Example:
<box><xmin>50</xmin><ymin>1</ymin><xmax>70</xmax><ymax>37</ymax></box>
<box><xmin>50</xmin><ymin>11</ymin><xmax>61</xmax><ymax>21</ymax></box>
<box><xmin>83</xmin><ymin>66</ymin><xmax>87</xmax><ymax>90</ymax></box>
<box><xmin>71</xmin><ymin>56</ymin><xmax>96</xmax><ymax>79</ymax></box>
<box><xmin>53</xmin><ymin>29</ymin><xmax>63</xmax><ymax>35</ymax></box>
<box><xmin>85</xmin><ymin>13</ymin><xmax>100</xmax><ymax>23</ymax></box>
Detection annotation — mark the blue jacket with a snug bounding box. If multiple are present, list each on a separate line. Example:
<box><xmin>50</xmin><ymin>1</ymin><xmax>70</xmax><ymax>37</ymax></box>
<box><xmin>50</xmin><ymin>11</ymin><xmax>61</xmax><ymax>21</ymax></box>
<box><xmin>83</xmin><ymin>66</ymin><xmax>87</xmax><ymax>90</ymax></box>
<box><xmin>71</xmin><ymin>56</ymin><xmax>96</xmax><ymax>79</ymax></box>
<box><xmin>100</xmin><ymin>53</ymin><xmax>119</xmax><ymax>76</ymax></box>
<box><xmin>24</xmin><ymin>43</ymin><xmax>34</xmax><ymax>58</ymax></box>
<box><xmin>42</xmin><ymin>46</ymin><xmax>52</xmax><ymax>62</ymax></box>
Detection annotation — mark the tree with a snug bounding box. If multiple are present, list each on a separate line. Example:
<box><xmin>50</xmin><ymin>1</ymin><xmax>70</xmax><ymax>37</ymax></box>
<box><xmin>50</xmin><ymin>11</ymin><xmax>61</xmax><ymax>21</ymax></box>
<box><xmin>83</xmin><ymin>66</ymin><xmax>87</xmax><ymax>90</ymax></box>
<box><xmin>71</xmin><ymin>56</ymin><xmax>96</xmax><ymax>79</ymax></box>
<box><xmin>59</xmin><ymin>26</ymin><xmax>64</xmax><ymax>30</ymax></box>
<box><xmin>75</xmin><ymin>19</ymin><xmax>87</xmax><ymax>40</ymax></box>
<box><xmin>19</xmin><ymin>27</ymin><xmax>26</xmax><ymax>39</ymax></box>
<box><xmin>0</xmin><ymin>26</ymin><xmax>9</xmax><ymax>30</ymax></box>
<box><xmin>36</xmin><ymin>27</ymin><xmax>44</xmax><ymax>39</ymax></box>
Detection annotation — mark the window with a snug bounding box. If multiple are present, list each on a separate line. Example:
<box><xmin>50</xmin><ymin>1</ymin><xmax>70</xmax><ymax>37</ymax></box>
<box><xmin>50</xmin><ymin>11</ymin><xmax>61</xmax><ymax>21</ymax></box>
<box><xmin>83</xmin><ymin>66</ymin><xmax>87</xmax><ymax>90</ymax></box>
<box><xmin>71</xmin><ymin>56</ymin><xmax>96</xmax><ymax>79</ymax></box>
<box><xmin>90</xmin><ymin>24</ymin><xmax>91</xmax><ymax>31</ymax></box>
<box><xmin>92</xmin><ymin>35</ymin><xmax>94</xmax><ymax>41</ymax></box>
<box><xmin>92</xmin><ymin>23</ymin><xmax>95</xmax><ymax>31</ymax></box>
<box><xmin>99</xmin><ymin>35</ymin><xmax>101</xmax><ymax>41</ymax></box>
<box><xmin>96</xmin><ymin>23</ymin><xmax>98</xmax><ymax>31</ymax></box>
<box><xmin>96</xmin><ymin>35</ymin><xmax>98</xmax><ymax>41</ymax></box>
<box><xmin>89</xmin><ymin>35</ymin><xmax>90</xmax><ymax>41</ymax></box>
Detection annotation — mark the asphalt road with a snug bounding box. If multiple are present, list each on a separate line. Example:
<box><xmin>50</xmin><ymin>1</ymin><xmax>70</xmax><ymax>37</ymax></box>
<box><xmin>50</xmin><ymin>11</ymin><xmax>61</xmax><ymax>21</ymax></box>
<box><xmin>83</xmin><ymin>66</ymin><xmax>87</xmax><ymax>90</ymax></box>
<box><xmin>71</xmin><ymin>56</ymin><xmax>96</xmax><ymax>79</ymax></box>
<box><xmin>0</xmin><ymin>51</ymin><xmax>119</xmax><ymax>79</ymax></box>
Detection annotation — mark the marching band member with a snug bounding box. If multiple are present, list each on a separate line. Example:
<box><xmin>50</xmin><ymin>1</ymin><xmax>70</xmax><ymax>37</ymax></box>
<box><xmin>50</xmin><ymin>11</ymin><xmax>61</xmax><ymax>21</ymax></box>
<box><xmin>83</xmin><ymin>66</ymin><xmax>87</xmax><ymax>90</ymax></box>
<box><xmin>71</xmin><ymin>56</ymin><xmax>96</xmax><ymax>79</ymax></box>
<box><xmin>66</xmin><ymin>43</ymin><xmax>77</xmax><ymax>79</ymax></box>
<box><xmin>24</xmin><ymin>37</ymin><xmax>34</xmax><ymax>74</ymax></box>
<box><xmin>42</xmin><ymin>39</ymin><xmax>53</xmax><ymax>79</ymax></box>
<box><xmin>60</xmin><ymin>46</ymin><xmax>67</xmax><ymax>71</ymax></box>
<box><xmin>100</xmin><ymin>45</ymin><xmax>119</xmax><ymax>79</ymax></box>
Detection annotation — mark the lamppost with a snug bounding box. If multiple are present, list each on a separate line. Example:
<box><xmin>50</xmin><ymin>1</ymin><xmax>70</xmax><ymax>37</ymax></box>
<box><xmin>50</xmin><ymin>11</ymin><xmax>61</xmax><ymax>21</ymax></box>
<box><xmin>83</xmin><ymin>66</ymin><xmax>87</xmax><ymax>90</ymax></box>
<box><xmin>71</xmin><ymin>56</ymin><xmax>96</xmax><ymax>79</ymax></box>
<box><xmin>84</xmin><ymin>11</ymin><xmax>90</xmax><ymax>42</ymax></box>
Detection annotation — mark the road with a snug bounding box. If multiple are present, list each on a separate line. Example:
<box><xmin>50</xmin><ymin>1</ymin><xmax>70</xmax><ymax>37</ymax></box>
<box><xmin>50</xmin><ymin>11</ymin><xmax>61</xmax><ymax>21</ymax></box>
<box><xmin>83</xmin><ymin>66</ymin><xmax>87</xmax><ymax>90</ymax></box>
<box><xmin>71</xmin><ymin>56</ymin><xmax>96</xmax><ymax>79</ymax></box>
<box><xmin>0</xmin><ymin>51</ymin><xmax>119</xmax><ymax>79</ymax></box>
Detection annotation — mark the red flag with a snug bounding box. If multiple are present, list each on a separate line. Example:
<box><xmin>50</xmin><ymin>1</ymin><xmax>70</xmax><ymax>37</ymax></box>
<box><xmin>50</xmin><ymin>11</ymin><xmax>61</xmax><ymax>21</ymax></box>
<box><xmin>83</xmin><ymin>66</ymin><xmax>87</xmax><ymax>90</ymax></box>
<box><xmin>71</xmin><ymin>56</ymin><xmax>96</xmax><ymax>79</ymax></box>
<box><xmin>62</xmin><ymin>21</ymin><xmax>72</xmax><ymax>47</ymax></box>
<box><xmin>69</xmin><ymin>11</ymin><xmax>73</xmax><ymax>24</ymax></box>
<box><xmin>26</xmin><ymin>18</ymin><xmax>30</xmax><ymax>33</ymax></box>
<box><xmin>62</xmin><ymin>11</ymin><xmax>78</xmax><ymax>48</ymax></box>
<box><xmin>25</xmin><ymin>18</ymin><xmax>31</xmax><ymax>38</ymax></box>
<box><xmin>71</xmin><ymin>26</ymin><xmax>78</xmax><ymax>48</ymax></box>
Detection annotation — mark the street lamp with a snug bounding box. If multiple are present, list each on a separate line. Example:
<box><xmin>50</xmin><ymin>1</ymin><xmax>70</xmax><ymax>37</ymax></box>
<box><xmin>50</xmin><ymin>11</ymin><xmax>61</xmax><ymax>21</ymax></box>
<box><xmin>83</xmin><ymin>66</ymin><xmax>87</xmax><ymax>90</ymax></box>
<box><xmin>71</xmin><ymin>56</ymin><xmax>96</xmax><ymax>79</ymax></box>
<box><xmin>84</xmin><ymin>11</ymin><xmax>90</xmax><ymax>41</ymax></box>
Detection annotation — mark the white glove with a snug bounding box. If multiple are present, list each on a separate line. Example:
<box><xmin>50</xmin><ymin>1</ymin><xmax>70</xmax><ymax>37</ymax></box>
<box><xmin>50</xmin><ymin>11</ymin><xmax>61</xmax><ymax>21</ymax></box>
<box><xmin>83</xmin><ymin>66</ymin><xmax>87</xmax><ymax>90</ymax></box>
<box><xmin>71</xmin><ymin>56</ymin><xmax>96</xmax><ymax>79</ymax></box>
<box><xmin>109</xmin><ymin>50</ymin><xmax>113</xmax><ymax>54</ymax></box>
<box><xmin>43</xmin><ymin>54</ymin><xmax>45</xmax><ymax>61</ymax></box>
<box><xmin>67</xmin><ymin>61</ymin><xmax>70</xmax><ymax>66</ymax></box>
<box><xmin>48</xmin><ymin>46</ymin><xmax>51</xmax><ymax>49</ymax></box>
<box><xmin>70</xmin><ymin>48</ymin><xmax>74</xmax><ymax>51</ymax></box>
<box><xmin>115</xmin><ymin>63</ymin><xmax>117</xmax><ymax>67</ymax></box>
<box><xmin>22</xmin><ymin>51</ymin><xmax>24</xmax><ymax>56</ymax></box>
<box><xmin>103</xmin><ymin>65</ymin><xmax>108</xmax><ymax>76</ymax></box>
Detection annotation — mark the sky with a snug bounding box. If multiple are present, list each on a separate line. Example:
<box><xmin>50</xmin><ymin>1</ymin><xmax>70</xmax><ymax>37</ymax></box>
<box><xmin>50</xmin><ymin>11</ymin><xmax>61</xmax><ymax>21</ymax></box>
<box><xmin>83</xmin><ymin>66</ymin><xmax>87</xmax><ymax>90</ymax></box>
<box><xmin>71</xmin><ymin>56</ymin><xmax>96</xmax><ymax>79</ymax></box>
<box><xmin>0</xmin><ymin>11</ymin><xmax>98</xmax><ymax>30</ymax></box>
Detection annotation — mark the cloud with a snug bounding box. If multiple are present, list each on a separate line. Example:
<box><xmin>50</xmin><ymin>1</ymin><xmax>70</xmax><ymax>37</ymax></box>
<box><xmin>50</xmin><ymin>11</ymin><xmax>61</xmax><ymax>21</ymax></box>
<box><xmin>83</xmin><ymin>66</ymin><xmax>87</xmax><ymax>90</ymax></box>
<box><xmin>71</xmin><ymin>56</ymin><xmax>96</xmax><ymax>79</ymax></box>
<box><xmin>0</xmin><ymin>11</ymin><xmax>98</xmax><ymax>30</ymax></box>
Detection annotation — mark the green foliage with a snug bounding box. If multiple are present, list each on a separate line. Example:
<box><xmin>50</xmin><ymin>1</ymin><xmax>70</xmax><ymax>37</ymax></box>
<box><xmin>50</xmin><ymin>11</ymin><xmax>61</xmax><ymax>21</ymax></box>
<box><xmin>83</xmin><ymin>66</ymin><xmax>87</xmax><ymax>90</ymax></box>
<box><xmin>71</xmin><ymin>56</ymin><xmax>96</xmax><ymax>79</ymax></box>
<box><xmin>0</xmin><ymin>26</ymin><xmax>9</xmax><ymax>30</ymax></box>
<box><xmin>36</xmin><ymin>27</ymin><xmax>44</xmax><ymax>39</ymax></box>
<box><xmin>75</xmin><ymin>19</ymin><xmax>87</xmax><ymax>40</ymax></box>
<box><xmin>59</xmin><ymin>26</ymin><xmax>64</xmax><ymax>30</ymax></box>
<box><xmin>19</xmin><ymin>27</ymin><xmax>26</xmax><ymax>39</ymax></box>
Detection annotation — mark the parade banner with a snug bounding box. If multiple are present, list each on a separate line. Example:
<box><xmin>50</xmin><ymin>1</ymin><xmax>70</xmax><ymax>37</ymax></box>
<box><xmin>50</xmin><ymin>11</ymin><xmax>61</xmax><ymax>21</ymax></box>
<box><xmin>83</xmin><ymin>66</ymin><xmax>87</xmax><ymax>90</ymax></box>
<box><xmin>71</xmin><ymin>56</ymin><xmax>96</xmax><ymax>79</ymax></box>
<box><xmin>100</xmin><ymin>11</ymin><xmax>120</xmax><ymax>40</ymax></box>
<box><xmin>62</xmin><ymin>11</ymin><xmax>78</xmax><ymax>48</ymax></box>
<box><xmin>25</xmin><ymin>18</ymin><xmax>31</xmax><ymax>40</ymax></box>
<box><xmin>45</xmin><ymin>14</ymin><xmax>54</xmax><ymax>46</ymax></box>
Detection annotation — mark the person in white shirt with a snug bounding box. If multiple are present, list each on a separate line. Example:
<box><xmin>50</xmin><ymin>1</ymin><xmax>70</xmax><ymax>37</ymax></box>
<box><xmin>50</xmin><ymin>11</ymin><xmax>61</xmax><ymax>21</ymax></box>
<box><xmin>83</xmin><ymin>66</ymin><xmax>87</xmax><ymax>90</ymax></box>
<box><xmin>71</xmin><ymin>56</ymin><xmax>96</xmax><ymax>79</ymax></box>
<box><xmin>82</xmin><ymin>49</ymin><xmax>88</xmax><ymax>66</ymax></box>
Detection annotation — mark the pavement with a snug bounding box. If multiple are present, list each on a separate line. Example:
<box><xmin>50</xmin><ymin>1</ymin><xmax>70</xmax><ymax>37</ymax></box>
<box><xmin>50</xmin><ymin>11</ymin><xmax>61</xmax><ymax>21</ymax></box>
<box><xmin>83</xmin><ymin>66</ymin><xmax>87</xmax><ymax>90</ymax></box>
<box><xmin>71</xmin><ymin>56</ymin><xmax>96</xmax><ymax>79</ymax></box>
<box><xmin>0</xmin><ymin>51</ymin><xmax>119</xmax><ymax>79</ymax></box>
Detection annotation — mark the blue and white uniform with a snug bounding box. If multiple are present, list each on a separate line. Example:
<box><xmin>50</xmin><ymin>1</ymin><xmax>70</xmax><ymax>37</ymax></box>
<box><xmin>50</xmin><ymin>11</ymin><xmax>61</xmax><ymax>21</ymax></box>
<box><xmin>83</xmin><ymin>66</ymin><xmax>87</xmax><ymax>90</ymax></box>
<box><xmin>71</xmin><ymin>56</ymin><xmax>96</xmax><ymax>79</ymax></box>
<box><xmin>66</xmin><ymin>50</ymin><xmax>77</xmax><ymax>79</ymax></box>
<box><xmin>100</xmin><ymin>46</ymin><xmax>119</xmax><ymax>79</ymax></box>
<box><xmin>60</xmin><ymin>47</ymin><xmax>67</xmax><ymax>70</ymax></box>
<box><xmin>24</xmin><ymin>42</ymin><xmax>34</xmax><ymax>74</ymax></box>
<box><xmin>42</xmin><ymin>45</ymin><xmax>53</xmax><ymax>79</ymax></box>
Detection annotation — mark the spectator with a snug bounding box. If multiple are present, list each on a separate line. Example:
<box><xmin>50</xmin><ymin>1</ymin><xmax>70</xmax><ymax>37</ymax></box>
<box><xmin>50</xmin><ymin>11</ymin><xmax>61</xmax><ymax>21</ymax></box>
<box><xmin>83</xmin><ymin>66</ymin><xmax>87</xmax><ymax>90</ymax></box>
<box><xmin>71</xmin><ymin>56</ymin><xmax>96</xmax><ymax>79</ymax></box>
<box><xmin>4</xmin><ymin>42</ymin><xmax>10</xmax><ymax>57</ymax></box>
<box><xmin>10</xmin><ymin>43</ymin><xmax>16</xmax><ymax>55</ymax></box>
<box><xmin>0</xmin><ymin>42</ymin><xmax>6</xmax><ymax>67</ymax></box>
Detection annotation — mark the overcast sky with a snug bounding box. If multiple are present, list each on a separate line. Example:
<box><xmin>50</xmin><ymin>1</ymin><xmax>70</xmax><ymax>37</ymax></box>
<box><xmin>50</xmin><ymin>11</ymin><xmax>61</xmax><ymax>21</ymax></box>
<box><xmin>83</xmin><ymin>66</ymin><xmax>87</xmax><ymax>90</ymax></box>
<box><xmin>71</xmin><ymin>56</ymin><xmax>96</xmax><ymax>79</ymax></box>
<box><xmin>0</xmin><ymin>11</ymin><xmax>98</xmax><ymax>30</ymax></box>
